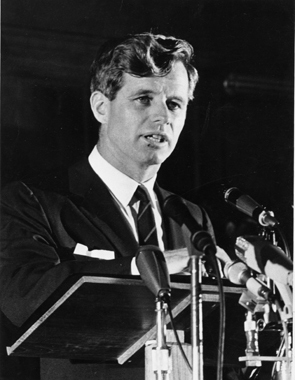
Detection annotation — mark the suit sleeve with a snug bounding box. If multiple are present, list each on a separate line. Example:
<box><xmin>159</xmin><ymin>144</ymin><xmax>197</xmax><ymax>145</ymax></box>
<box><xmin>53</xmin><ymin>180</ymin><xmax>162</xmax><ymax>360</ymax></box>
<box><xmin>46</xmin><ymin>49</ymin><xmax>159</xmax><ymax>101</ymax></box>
<box><xmin>0</xmin><ymin>182</ymin><xmax>134</xmax><ymax>327</ymax></box>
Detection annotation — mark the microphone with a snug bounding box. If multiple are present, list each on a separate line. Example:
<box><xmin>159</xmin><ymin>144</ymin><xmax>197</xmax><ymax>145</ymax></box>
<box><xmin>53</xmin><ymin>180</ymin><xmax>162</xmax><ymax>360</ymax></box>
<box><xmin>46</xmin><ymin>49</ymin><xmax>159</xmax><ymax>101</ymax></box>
<box><xmin>224</xmin><ymin>187</ymin><xmax>278</xmax><ymax>227</ymax></box>
<box><xmin>235</xmin><ymin>236</ymin><xmax>293</xmax><ymax>286</ymax></box>
<box><xmin>163</xmin><ymin>194</ymin><xmax>216</xmax><ymax>255</ymax></box>
<box><xmin>216</xmin><ymin>248</ymin><xmax>273</xmax><ymax>301</ymax></box>
<box><xmin>136</xmin><ymin>245</ymin><xmax>171</xmax><ymax>301</ymax></box>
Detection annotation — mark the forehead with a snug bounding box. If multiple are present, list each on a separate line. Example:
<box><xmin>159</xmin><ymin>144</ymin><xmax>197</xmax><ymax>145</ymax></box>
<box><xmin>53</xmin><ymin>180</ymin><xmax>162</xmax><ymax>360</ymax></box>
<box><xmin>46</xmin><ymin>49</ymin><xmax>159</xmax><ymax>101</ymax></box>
<box><xmin>120</xmin><ymin>61</ymin><xmax>190</xmax><ymax>99</ymax></box>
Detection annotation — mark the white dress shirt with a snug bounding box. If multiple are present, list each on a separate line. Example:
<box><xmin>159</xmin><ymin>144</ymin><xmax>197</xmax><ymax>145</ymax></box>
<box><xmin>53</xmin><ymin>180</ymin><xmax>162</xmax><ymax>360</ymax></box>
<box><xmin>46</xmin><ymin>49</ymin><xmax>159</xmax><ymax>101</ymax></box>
<box><xmin>88</xmin><ymin>146</ymin><xmax>165</xmax><ymax>274</ymax></box>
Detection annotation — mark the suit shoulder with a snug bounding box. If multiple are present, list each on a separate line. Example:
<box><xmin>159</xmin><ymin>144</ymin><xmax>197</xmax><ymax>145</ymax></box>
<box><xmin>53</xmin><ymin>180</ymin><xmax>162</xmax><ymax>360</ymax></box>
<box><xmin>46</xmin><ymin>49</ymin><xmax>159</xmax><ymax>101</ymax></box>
<box><xmin>156</xmin><ymin>184</ymin><xmax>213</xmax><ymax>232</ymax></box>
<box><xmin>1</xmin><ymin>180</ymin><xmax>66</xmax><ymax>212</ymax></box>
<box><xmin>2</xmin><ymin>164</ymin><xmax>71</xmax><ymax>198</ymax></box>
<box><xmin>156</xmin><ymin>185</ymin><xmax>203</xmax><ymax>214</ymax></box>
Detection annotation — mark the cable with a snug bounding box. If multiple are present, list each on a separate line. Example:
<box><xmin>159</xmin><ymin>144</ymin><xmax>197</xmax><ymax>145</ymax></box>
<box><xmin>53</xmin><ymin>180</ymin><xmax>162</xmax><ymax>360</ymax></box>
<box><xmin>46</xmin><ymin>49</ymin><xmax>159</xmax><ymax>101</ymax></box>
<box><xmin>167</xmin><ymin>254</ymin><xmax>226</xmax><ymax>380</ymax></box>
<box><xmin>275</xmin><ymin>299</ymin><xmax>291</xmax><ymax>378</ymax></box>
<box><xmin>276</xmin><ymin>224</ymin><xmax>292</xmax><ymax>260</ymax></box>
<box><xmin>167</xmin><ymin>302</ymin><xmax>193</xmax><ymax>373</ymax></box>
<box><xmin>209</xmin><ymin>253</ymin><xmax>226</xmax><ymax>380</ymax></box>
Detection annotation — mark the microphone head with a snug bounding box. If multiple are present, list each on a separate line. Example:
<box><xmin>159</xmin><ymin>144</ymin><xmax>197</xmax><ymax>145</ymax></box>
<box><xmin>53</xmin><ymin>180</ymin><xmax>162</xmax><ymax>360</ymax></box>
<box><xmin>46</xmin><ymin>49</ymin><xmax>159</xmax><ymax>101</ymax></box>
<box><xmin>235</xmin><ymin>236</ymin><xmax>293</xmax><ymax>285</ymax></box>
<box><xmin>224</xmin><ymin>187</ymin><xmax>262</xmax><ymax>218</ymax></box>
<box><xmin>224</xmin><ymin>260</ymin><xmax>249</xmax><ymax>285</ymax></box>
<box><xmin>224</xmin><ymin>187</ymin><xmax>242</xmax><ymax>205</ymax></box>
<box><xmin>163</xmin><ymin>194</ymin><xmax>186</xmax><ymax>225</ymax></box>
<box><xmin>136</xmin><ymin>245</ymin><xmax>171</xmax><ymax>301</ymax></box>
<box><xmin>163</xmin><ymin>194</ymin><xmax>216</xmax><ymax>255</ymax></box>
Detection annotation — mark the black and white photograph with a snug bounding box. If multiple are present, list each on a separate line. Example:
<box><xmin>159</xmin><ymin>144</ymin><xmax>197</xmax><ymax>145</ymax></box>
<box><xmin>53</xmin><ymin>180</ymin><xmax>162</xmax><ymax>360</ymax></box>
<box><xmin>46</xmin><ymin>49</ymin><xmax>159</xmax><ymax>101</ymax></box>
<box><xmin>1</xmin><ymin>1</ymin><xmax>294</xmax><ymax>379</ymax></box>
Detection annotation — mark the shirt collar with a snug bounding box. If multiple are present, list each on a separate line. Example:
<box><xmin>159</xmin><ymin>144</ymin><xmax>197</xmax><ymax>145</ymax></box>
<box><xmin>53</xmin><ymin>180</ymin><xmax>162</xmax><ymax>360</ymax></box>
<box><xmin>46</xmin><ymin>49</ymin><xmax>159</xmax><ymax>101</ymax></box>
<box><xmin>88</xmin><ymin>146</ymin><xmax>157</xmax><ymax>208</ymax></box>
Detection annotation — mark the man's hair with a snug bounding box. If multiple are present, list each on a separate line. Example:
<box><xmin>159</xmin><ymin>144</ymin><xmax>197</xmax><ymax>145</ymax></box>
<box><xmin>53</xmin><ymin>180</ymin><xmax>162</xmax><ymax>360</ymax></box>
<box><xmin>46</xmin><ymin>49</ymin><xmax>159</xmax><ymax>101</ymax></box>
<box><xmin>90</xmin><ymin>32</ymin><xmax>198</xmax><ymax>101</ymax></box>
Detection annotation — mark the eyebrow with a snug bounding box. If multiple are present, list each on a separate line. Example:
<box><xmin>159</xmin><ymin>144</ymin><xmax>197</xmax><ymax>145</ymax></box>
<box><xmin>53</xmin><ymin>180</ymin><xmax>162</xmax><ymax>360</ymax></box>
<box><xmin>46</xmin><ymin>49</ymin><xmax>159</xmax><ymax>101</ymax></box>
<box><xmin>130</xmin><ymin>89</ymin><xmax>187</xmax><ymax>104</ymax></box>
<box><xmin>130</xmin><ymin>89</ymin><xmax>158</xmax><ymax>97</ymax></box>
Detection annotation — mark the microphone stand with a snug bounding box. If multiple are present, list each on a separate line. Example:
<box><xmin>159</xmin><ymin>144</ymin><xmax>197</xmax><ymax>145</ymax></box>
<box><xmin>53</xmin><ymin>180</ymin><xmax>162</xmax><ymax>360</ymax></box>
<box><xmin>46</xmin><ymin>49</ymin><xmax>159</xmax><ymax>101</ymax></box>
<box><xmin>162</xmin><ymin>194</ymin><xmax>219</xmax><ymax>379</ymax></box>
<box><xmin>135</xmin><ymin>246</ymin><xmax>172</xmax><ymax>380</ymax></box>
<box><xmin>190</xmin><ymin>251</ymin><xmax>204</xmax><ymax>380</ymax></box>
<box><xmin>259</xmin><ymin>227</ymin><xmax>293</xmax><ymax>379</ymax></box>
<box><xmin>237</xmin><ymin>227</ymin><xmax>293</xmax><ymax>378</ymax></box>
<box><xmin>152</xmin><ymin>298</ymin><xmax>171</xmax><ymax>380</ymax></box>
<box><xmin>188</xmin><ymin>230</ymin><xmax>216</xmax><ymax>380</ymax></box>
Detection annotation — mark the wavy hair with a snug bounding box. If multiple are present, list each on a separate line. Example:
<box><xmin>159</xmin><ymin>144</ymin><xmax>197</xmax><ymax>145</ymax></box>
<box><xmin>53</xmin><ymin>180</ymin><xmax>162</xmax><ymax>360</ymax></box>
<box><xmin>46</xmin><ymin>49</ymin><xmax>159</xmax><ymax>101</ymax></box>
<box><xmin>90</xmin><ymin>32</ymin><xmax>198</xmax><ymax>101</ymax></box>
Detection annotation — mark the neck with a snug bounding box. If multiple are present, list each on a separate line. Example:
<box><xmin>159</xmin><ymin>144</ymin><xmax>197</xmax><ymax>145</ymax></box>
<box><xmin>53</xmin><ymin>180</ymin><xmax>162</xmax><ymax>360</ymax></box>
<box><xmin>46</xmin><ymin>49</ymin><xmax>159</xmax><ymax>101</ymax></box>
<box><xmin>129</xmin><ymin>165</ymin><xmax>159</xmax><ymax>184</ymax></box>
<box><xmin>96</xmin><ymin>144</ymin><xmax>160</xmax><ymax>183</ymax></box>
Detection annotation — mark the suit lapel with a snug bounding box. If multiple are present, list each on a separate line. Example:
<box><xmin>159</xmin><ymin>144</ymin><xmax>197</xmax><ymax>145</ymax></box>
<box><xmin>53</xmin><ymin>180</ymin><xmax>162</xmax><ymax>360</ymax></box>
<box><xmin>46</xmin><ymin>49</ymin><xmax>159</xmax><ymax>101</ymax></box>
<box><xmin>66</xmin><ymin>159</ymin><xmax>186</xmax><ymax>255</ymax></box>
<box><xmin>154</xmin><ymin>185</ymin><xmax>187</xmax><ymax>250</ymax></box>
<box><xmin>66</xmin><ymin>159</ymin><xmax>139</xmax><ymax>257</ymax></box>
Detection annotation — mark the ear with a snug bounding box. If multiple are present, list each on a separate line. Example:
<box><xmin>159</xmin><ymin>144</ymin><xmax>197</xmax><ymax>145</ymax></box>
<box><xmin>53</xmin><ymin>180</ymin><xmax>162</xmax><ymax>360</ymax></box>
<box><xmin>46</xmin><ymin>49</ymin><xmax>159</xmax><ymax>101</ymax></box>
<box><xmin>90</xmin><ymin>91</ymin><xmax>109</xmax><ymax>124</ymax></box>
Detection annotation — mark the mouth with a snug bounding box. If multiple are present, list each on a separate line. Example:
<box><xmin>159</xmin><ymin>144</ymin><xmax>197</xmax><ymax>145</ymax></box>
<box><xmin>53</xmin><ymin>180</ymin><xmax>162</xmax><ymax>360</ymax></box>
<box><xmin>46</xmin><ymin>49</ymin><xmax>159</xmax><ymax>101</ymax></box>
<box><xmin>143</xmin><ymin>133</ymin><xmax>168</xmax><ymax>144</ymax></box>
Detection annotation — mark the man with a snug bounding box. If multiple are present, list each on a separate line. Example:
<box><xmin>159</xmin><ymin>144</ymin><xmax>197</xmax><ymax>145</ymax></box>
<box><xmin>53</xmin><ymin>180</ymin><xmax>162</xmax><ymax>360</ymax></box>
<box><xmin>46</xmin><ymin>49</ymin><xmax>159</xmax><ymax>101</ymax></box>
<box><xmin>0</xmin><ymin>32</ymin><xmax>215</xmax><ymax>379</ymax></box>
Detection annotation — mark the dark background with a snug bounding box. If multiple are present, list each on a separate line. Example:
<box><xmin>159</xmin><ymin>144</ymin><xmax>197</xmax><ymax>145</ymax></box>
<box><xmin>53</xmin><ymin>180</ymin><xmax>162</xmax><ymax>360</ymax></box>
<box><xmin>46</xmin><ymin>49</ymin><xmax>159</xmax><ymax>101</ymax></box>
<box><xmin>1</xmin><ymin>1</ymin><xmax>294</xmax><ymax>378</ymax></box>
<box><xmin>2</xmin><ymin>0</ymin><xmax>294</xmax><ymax>253</ymax></box>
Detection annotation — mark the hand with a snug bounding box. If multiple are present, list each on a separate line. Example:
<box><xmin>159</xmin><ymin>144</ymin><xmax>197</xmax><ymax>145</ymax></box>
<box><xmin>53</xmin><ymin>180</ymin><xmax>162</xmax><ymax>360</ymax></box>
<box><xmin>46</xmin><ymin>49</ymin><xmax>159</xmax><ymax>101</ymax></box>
<box><xmin>164</xmin><ymin>246</ymin><xmax>226</xmax><ymax>276</ymax></box>
<box><xmin>163</xmin><ymin>247</ymin><xmax>190</xmax><ymax>274</ymax></box>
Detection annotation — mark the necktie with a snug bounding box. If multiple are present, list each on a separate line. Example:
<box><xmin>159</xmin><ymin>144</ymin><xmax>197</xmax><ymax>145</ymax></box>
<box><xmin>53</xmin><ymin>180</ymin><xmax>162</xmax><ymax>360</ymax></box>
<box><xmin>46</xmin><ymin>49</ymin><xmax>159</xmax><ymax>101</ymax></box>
<box><xmin>133</xmin><ymin>185</ymin><xmax>159</xmax><ymax>247</ymax></box>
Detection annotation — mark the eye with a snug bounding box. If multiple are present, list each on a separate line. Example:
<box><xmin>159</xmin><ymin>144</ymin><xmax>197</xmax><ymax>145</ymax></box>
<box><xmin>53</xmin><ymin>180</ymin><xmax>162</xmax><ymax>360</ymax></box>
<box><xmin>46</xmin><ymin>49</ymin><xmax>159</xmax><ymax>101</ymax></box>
<box><xmin>136</xmin><ymin>96</ymin><xmax>152</xmax><ymax>105</ymax></box>
<box><xmin>167</xmin><ymin>100</ymin><xmax>181</xmax><ymax>111</ymax></box>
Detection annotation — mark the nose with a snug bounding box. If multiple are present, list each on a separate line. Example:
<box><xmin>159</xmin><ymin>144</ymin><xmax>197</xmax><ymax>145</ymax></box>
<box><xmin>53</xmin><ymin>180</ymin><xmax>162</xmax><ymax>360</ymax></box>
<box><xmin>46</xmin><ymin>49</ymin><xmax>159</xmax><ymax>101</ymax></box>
<box><xmin>151</xmin><ymin>100</ymin><xmax>170</xmax><ymax>127</ymax></box>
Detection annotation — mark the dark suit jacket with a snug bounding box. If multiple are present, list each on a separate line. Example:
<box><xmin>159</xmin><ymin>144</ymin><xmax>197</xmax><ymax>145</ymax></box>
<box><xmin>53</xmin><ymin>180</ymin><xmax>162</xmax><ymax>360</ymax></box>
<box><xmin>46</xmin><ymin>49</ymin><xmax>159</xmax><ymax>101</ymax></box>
<box><xmin>0</xmin><ymin>158</ymin><xmax>214</xmax><ymax>379</ymax></box>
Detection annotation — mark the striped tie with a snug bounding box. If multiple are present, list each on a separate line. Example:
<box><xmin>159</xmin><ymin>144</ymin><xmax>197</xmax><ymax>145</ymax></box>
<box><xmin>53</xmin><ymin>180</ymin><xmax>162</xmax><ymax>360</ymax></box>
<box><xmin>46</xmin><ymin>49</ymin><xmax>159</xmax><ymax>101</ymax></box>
<box><xmin>134</xmin><ymin>185</ymin><xmax>159</xmax><ymax>247</ymax></box>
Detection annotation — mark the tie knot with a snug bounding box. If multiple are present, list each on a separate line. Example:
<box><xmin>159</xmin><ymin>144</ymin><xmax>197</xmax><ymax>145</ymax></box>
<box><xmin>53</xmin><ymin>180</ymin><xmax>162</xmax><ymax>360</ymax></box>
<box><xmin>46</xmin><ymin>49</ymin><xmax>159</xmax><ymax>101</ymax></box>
<box><xmin>134</xmin><ymin>185</ymin><xmax>150</xmax><ymax>203</ymax></box>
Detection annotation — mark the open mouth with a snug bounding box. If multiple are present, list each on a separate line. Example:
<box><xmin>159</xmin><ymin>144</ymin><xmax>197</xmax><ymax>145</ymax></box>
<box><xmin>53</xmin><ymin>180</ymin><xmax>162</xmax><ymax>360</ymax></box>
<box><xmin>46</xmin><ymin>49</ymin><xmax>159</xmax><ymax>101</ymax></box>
<box><xmin>144</xmin><ymin>134</ymin><xmax>168</xmax><ymax>144</ymax></box>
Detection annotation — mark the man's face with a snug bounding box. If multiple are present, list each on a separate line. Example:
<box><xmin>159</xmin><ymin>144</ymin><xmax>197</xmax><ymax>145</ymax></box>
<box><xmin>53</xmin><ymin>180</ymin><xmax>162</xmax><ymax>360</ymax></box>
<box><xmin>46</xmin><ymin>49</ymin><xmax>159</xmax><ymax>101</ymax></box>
<box><xmin>98</xmin><ymin>61</ymin><xmax>190</xmax><ymax>180</ymax></box>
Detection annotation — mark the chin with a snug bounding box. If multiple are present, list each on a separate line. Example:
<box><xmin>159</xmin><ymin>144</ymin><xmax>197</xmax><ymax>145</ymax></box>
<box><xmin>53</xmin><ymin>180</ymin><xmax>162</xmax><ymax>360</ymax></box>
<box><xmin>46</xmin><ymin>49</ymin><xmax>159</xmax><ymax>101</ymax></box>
<box><xmin>148</xmin><ymin>153</ymin><xmax>170</xmax><ymax>166</ymax></box>
<box><xmin>140</xmin><ymin>147</ymin><xmax>172</xmax><ymax>166</ymax></box>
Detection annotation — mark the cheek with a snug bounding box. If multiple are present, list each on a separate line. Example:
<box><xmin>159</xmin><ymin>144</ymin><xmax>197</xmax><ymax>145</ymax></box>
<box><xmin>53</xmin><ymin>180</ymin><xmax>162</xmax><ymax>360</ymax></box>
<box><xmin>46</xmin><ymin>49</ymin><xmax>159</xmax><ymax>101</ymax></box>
<box><xmin>173</xmin><ymin>118</ymin><xmax>186</xmax><ymax>139</ymax></box>
<box><xmin>115</xmin><ymin>108</ymin><xmax>141</xmax><ymax>131</ymax></box>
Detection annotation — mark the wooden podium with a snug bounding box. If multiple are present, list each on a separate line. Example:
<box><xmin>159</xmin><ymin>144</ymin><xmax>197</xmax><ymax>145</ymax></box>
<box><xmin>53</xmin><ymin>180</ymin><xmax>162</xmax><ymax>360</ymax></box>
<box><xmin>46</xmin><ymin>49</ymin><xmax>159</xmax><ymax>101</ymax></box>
<box><xmin>6</xmin><ymin>274</ymin><xmax>243</xmax><ymax>374</ymax></box>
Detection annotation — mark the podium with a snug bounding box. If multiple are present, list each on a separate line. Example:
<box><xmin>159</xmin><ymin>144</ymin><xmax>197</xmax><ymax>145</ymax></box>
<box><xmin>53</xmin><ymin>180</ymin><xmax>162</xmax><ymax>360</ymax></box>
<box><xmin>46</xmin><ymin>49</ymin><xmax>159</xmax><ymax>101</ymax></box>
<box><xmin>6</xmin><ymin>274</ymin><xmax>243</xmax><ymax>374</ymax></box>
